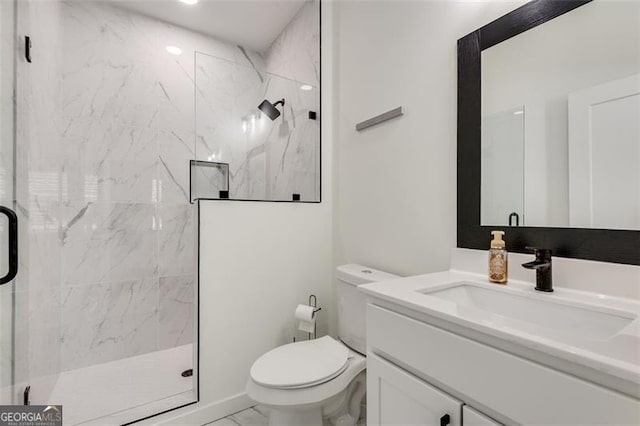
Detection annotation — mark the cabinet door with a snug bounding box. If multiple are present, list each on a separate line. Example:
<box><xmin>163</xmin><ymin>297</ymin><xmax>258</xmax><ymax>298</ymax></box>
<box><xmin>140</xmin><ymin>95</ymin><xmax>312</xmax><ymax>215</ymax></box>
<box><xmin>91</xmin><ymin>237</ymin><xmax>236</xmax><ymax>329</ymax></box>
<box><xmin>367</xmin><ymin>354</ymin><xmax>461</xmax><ymax>426</ymax></box>
<box><xmin>462</xmin><ymin>406</ymin><xmax>501</xmax><ymax>426</ymax></box>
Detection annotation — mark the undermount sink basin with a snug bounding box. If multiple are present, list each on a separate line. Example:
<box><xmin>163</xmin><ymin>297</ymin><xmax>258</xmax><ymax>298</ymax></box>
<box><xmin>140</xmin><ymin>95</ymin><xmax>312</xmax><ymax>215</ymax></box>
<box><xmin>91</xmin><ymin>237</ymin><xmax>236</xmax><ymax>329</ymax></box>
<box><xmin>423</xmin><ymin>283</ymin><xmax>636</xmax><ymax>342</ymax></box>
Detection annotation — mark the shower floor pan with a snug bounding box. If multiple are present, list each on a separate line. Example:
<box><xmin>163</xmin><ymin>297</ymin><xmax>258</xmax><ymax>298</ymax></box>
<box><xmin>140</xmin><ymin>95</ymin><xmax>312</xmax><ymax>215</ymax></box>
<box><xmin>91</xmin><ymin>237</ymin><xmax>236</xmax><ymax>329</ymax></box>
<box><xmin>49</xmin><ymin>344</ymin><xmax>195</xmax><ymax>425</ymax></box>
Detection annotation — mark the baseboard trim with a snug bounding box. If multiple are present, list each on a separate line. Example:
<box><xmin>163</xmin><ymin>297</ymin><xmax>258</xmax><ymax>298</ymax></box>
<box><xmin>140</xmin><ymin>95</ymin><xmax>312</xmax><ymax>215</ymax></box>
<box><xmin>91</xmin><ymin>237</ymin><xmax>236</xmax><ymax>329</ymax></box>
<box><xmin>139</xmin><ymin>393</ymin><xmax>254</xmax><ymax>425</ymax></box>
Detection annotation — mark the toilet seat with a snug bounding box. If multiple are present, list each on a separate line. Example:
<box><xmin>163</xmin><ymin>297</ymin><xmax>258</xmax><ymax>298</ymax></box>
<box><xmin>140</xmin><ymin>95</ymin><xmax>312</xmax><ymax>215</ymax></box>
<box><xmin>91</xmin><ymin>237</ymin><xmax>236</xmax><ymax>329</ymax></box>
<box><xmin>247</xmin><ymin>343</ymin><xmax>366</xmax><ymax>409</ymax></box>
<box><xmin>250</xmin><ymin>336</ymin><xmax>350</xmax><ymax>389</ymax></box>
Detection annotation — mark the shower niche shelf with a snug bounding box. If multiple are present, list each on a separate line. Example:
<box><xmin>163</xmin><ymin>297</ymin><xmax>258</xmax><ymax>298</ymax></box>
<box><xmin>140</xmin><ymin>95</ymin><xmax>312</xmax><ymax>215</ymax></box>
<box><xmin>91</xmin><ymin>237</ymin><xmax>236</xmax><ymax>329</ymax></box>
<box><xmin>190</xmin><ymin>160</ymin><xmax>230</xmax><ymax>202</ymax></box>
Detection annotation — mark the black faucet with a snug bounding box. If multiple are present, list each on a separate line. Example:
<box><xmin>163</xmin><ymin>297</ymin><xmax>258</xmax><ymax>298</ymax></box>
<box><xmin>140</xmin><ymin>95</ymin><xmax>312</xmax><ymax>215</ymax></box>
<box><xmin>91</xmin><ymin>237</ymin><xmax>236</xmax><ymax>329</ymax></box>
<box><xmin>522</xmin><ymin>248</ymin><xmax>553</xmax><ymax>292</ymax></box>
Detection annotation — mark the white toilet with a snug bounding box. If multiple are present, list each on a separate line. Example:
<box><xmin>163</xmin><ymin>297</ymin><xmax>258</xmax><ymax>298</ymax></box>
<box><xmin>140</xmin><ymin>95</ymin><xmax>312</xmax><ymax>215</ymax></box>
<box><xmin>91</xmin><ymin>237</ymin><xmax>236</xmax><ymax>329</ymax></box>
<box><xmin>246</xmin><ymin>264</ymin><xmax>399</xmax><ymax>426</ymax></box>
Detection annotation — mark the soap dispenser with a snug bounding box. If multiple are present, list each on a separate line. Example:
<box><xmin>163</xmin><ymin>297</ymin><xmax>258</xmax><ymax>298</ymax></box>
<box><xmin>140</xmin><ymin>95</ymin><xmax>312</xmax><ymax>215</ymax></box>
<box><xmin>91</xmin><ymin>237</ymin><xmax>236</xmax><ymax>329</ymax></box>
<box><xmin>489</xmin><ymin>230</ymin><xmax>508</xmax><ymax>284</ymax></box>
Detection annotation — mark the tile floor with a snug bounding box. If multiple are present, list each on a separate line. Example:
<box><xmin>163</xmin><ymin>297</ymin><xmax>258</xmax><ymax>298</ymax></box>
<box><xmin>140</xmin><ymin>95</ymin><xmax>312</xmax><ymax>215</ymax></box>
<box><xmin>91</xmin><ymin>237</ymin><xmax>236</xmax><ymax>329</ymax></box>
<box><xmin>205</xmin><ymin>406</ymin><xmax>270</xmax><ymax>426</ymax></box>
<box><xmin>205</xmin><ymin>405</ymin><xmax>366</xmax><ymax>426</ymax></box>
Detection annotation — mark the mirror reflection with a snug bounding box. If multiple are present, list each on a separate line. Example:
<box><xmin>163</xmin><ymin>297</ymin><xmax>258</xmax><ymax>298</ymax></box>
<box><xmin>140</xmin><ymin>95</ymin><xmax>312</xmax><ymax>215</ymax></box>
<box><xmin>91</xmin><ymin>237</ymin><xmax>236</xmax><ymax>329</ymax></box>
<box><xmin>481</xmin><ymin>0</ymin><xmax>640</xmax><ymax>230</ymax></box>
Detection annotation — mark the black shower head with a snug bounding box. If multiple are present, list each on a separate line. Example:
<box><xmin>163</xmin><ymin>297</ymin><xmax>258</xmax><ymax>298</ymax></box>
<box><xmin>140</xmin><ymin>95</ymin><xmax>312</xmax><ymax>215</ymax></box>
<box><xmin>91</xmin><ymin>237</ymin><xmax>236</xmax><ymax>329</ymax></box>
<box><xmin>258</xmin><ymin>98</ymin><xmax>285</xmax><ymax>120</ymax></box>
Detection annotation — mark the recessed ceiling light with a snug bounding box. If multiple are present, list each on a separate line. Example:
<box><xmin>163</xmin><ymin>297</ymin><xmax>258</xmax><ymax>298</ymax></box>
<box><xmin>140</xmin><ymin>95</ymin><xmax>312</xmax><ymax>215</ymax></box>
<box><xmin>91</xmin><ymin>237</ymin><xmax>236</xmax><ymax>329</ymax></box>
<box><xmin>513</xmin><ymin>110</ymin><xmax>524</xmax><ymax>115</ymax></box>
<box><xmin>179</xmin><ymin>0</ymin><xmax>198</xmax><ymax>4</ymax></box>
<box><xmin>166</xmin><ymin>45</ymin><xmax>183</xmax><ymax>56</ymax></box>
<box><xmin>300</xmin><ymin>84</ymin><xmax>313</xmax><ymax>91</ymax></box>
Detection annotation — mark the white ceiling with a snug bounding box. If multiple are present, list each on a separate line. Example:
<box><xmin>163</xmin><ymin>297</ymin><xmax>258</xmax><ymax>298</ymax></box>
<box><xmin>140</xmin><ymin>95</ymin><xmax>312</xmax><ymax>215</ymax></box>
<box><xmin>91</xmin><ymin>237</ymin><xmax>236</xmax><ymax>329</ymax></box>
<box><xmin>113</xmin><ymin>0</ymin><xmax>306</xmax><ymax>52</ymax></box>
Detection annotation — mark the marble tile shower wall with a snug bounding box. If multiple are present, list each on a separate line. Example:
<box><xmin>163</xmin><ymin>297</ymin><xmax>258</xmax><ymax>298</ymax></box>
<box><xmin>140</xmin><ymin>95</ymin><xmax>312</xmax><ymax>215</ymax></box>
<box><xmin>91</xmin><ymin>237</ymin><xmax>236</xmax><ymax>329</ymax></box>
<box><xmin>194</xmin><ymin>54</ymin><xmax>318</xmax><ymax>201</ymax></box>
<box><xmin>194</xmin><ymin>0</ymin><xmax>320</xmax><ymax>201</ymax></box>
<box><xmin>20</xmin><ymin>0</ymin><xmax>267</xmax><ymax>373</ymax></box>
<box><xmin>263</xmin><ymin>0</ymin><xmax>320</xmax><ymax>201</ymax></box>
<box><xmin>263</xmin><ymin>0</ymin><xmax>320</xmax><ymax>90</ymax></box>
<box><xmin>60</xmin><ymin>1</ymin><xmax>193</xmax><ymax>371</ymax></box>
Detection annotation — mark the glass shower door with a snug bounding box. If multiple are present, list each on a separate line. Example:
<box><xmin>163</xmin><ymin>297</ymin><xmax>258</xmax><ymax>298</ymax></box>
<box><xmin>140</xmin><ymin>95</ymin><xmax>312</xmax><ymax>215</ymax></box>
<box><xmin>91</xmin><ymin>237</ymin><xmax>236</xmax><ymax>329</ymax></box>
<box><xmin>0</xmin><ymin>0</ymin><xmax>22</xmax><ymax>405</ymax></box>
<box><xmin>10</xmin><ymin>1</ymin><xmax>198</xmax><ymax>422</ymax></box>
<box><xmin>1</xmin><ymin>0</ymin><xmax>63</xmax><ymax>407</ymax></box>
<box><xmin>2</xmin><ymin>0</ymin><xmax>199</xmax><ymax>421</ymax></box>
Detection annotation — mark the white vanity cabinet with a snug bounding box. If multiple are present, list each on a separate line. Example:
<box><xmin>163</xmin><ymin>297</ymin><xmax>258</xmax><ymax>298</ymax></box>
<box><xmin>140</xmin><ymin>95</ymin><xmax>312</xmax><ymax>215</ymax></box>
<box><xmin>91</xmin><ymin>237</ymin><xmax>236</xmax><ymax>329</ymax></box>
<box><xmin>367</xmin><ymin>354</ymin><xmax>500</xmax><ymax>426</ymax></box>
<box><xmin>462</xmin><ymin>407</ymin><xmax>500</xmax><ymax>426</ymax></box>
<box><xmin>366</xmin><ymin>302</ymin><xmax>640</xmax><ymax>425</ymax></box>
<box><xmin>367</xmin><ymin>354</ymin><xmax>463</xmax><ymax>426</ymax></box>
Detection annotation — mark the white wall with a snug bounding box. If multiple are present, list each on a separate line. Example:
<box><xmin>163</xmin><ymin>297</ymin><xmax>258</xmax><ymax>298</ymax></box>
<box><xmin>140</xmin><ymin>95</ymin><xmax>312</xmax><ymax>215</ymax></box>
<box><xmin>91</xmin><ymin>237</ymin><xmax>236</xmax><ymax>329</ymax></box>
<box><xmin>196</xmin><ymin>199</ymin><xmax>333</xmax><ymax>406</ymax></box>
<box><xmin>333</xmin><ymin>0</ymin><xmax>526</xmax><ymax>277</ymax></box>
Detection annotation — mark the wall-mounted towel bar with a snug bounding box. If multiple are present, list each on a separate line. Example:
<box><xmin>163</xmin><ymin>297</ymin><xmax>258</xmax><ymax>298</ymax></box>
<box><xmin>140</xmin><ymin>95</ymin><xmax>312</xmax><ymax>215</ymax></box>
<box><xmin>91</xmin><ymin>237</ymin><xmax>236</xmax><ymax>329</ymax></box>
<box><xmin>355</xmin><ymin>107</ymin><xmax>403</xmax><ymax>131</ymax></box>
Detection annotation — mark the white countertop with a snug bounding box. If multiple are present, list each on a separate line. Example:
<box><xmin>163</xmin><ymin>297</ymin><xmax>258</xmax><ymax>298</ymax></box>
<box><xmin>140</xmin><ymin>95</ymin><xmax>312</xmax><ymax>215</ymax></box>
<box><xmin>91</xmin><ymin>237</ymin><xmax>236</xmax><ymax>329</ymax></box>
<box><xmin>359</xmin><ymin>269</ymin><xmax>640</xmax><ymax>398</ymax></box>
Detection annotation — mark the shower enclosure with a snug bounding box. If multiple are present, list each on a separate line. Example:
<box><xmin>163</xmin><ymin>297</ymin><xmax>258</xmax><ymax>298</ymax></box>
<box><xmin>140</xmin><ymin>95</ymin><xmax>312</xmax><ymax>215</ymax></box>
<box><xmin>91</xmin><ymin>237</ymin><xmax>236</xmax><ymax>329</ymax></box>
<box><xmin>1</xmin><ymin>0</ymin><xmax>319</xmax><ymax>422</ymax></box>
<box><xmin>0</xmin><ymin>0</ymin><xmax>198</xmax><ymax>423</ymax></box>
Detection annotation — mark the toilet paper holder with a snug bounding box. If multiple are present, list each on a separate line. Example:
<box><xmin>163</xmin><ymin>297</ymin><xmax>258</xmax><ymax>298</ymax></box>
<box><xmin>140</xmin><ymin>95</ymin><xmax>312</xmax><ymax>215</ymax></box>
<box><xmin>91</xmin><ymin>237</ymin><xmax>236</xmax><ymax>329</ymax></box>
<box><xmin>293</xmin><ymin>295</ymin><xmax>322</xmax><ymax>343</ymax></box>
<box><xmin>309</xmin><ymin>295</ymin><xmax>321</xmax><ymax>340</ymax></box>
<box><xmin>309</xmin><ymin>294</ymin><xmax>322</xmax><ymax>316</ymax></box>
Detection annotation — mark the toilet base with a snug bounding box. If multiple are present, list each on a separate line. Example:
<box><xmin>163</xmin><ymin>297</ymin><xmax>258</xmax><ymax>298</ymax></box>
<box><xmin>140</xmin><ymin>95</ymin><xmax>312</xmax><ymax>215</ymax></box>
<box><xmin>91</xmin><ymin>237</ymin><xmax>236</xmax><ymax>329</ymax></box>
<box><xmin>263</xmin><ymin>371</ymin><xmax>366</xmax><ymax>426</ymax></box>
<box><xmin>269</xmin><ymin>407</ymin><xmax>323</xmax><ymax>426</ymax></box>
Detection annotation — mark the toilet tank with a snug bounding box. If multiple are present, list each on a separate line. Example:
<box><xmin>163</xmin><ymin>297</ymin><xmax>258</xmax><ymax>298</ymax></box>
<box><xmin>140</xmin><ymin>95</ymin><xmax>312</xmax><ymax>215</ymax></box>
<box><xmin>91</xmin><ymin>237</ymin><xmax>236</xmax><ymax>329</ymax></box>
<box><xmin>336</xmin><ymin>264</ymin><xmax>399</xmax><ymax>354</ymax></box>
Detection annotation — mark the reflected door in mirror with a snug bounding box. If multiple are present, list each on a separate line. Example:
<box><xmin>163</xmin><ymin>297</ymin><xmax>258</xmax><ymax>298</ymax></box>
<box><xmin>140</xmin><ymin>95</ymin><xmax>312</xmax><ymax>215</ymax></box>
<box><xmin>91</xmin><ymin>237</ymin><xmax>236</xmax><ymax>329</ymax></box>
<box><xmin>568</xmin><ymin>74</ymin><xmax>640</xmax><ymax>230</ymax></box>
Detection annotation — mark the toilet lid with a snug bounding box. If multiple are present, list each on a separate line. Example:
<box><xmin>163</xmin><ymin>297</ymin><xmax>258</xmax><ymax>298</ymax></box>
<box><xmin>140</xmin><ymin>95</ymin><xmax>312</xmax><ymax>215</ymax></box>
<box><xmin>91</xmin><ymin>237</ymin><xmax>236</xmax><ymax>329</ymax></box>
<box><xmin>250</xmin><ymin>336</ymin><xmax>350</xmax><ymax>389</ymax></box>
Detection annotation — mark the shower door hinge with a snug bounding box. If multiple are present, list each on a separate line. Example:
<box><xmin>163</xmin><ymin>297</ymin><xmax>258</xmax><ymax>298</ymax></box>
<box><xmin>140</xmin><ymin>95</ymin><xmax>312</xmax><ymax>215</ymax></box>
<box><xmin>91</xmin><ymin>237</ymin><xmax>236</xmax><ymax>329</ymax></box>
<box><xmin>23</xmin><ymin>385</ymin><xmax>31</xmax><ymax>405</ymax></box>
<box><xmin>25</xmin><ymin>36</ymin><xmax>32</xmax><ymax>63</ymax></box>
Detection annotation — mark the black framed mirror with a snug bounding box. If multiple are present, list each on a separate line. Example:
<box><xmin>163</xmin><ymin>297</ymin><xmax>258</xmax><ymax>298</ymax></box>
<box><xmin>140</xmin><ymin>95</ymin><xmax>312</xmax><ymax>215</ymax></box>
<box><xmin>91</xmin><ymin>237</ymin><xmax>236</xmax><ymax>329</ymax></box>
<box><xmin>457</xmin><ymin>0</ymin><xmax>640</xmax><ymax>265</ymax></box>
